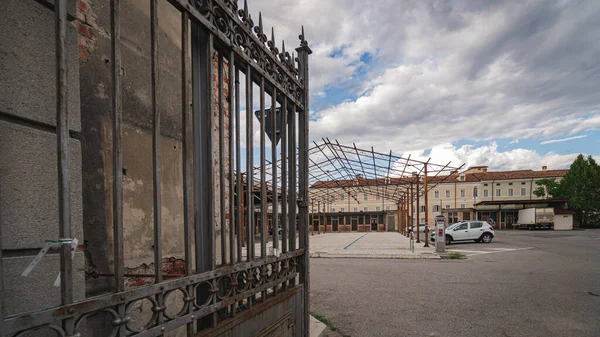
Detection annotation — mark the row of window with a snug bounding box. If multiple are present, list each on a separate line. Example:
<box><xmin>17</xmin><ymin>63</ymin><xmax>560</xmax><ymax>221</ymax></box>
<box><xmin>330</xmin><ymin>206</ymin><xmax>392</xmax><ymax>212</ymax></box>
<box><xmin>433</xmin><ymin>187</ymin><xmax>528</xmax><ymax>198</ymax></box>
<box><xmin>433</xmin><ymin>188</ymin><xmax>476</xmax><ymax>198</ymax></box>
<box><xmin>481</xmin><ymin>187</ymin><xmax>527</xmax><ymax>197</ymax></box>
<box><xmin>326</xmin><ymin>185</ymin><xmax>531</xmax><ymax>204</ymax></box>
<box><xmin>332</xmin><ymin>192</ymin><xmax>397</xmax><ymax>201</ymax></box>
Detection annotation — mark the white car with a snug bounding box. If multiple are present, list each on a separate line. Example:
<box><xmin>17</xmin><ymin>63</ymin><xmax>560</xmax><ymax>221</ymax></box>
<box><xmin>410</xmin><ymin>224</ymin><xmax>430</xmax><ymax>233</ymax></box>
<box><xmin>431</xmin><ymin>221</ymin><xmax>495</xmax><ymax>245</ymax></box>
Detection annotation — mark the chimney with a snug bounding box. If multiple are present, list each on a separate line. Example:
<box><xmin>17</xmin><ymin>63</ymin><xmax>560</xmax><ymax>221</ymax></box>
<box><xmin>542</xmin><ymin>166</ymin><xmax>547</xmax><ymax>171</ymax></box>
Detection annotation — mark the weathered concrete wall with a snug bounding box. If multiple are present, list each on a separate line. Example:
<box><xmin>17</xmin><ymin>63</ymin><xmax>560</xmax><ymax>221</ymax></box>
<box><xmin>75</xmin><ymin>2</ymin><xmax>233</xmax><ymax>336</ymax></box>
<box><xmin>79</xmin><ymin>0</ymin><xmax>232</xmax><ymax>288</ymax></box>
<box><xmin>77</xmin><ymin>0</ymin><xmax>190</xmax><ymax>295</ymax></box>
<box><xmin>2</xmin><ymin>0</ymin><xmax>234</xmax><ymax>335</ymax></box>
<box><xmin>0</xmin><ymin>0</ymin><xmax>85</xmax><ymax>316</ymax></box>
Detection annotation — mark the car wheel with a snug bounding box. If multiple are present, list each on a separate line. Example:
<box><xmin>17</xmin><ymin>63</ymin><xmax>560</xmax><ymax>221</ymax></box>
<box><xmin>482</xmin><ymin>233</ymin><xmax>493</xmax><ymax>243</ymax></box>
<box><xmin>445</xmin><ymin>236</ymin><xmax>452</xmax><ymax>245</ymax></box>
<box><xmin>527</xmin><ymin>225</ymin><xmax>532</xmax><ymax>230</ymax></box>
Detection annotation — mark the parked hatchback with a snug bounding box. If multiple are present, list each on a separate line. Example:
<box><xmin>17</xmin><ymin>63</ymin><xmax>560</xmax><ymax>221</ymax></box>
<box><xmin>410</xmin><ymin>223</ymin><xmax>429</xmax><ymax>233</ymax></box>
<box><xmin>431</xmin><ymin>221</ymin><xmax>495</xmax><ymax>245</ymax></box>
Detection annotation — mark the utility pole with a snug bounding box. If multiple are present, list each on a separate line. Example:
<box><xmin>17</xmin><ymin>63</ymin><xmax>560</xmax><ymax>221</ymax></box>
<box><xmin>317</xmin><ymin>200</ymin><xmax>321</xmax><ymax>234</ymax></box>
<box><xmin>400</xmin><ymin>195</ymin><xmax>404</xmax><ymax>235</ymax></box>
<box><xmin>397</xmin><ymin>200</ymin><xmax>401</xmax><ymax>234</ymax></box>
<box><xmin>405</xmin><ymin>192</ymin><xmax>409</xmax><ymax>238</ymax></box>
<box><xmin>412</xmin><ymin>181</ymin><xmax>419</xmax><ymax>243</ymax></box>
<box><xmin>323</xmin><ymin>200</ymin><xmax>327</xmax><ymax>233</ymax></box>
<box><xmin>311</xmin><ymin>199</ymin><xmax>314</xmax><ymax>236</ymax></box>
<box><xmin>424</xmin><ymin>163</ymin><xmax>430</xmax><ymax>247</ymax></box>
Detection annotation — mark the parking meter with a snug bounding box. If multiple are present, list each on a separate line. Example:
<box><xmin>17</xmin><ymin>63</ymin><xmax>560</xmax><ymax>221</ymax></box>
<box><xmin>434</xmin><ymin>215</ymin><xmax>446</xmax><ymax>253</ymax></box>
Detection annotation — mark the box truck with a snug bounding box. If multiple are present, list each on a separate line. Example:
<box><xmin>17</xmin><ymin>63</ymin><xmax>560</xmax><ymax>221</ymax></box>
<box><xmin>517</xmin><ymin>208</ymin><xmax>554</xmax><ymax>230</ymax></box>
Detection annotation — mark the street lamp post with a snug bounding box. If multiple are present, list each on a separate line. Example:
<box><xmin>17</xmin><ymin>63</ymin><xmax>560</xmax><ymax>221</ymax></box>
<box><xmin>424</xmin><ymin>164</ymin><xmax>430</xmax><ymax>248</ymax></box>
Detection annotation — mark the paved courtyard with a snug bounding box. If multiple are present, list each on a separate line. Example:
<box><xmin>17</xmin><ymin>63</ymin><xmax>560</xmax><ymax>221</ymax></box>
<box><xmin>242</xmin><ymin>231</ymin><xmax>437</xmax><ymax>259</ymax></box>
<box><xmin>310</xmin><ymin>230</ymin><xmax>600</xmax><ymax>337</ymax></box>
<box><xmin>309</xmin><ymin>232</ymin><xmax>437</xmax><ymax>259</ymax></box>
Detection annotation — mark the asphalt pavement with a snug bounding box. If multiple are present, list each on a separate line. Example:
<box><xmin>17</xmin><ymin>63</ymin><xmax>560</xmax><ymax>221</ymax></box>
<box><xmin>310</xmin><ymin>229</ymin><xmax>600</xmax><ymax>337</ymax></box>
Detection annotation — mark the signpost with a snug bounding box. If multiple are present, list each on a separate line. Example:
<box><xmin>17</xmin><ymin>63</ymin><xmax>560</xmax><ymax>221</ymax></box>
<box><xmin>434</xmin><ymin>215</ymin><xmax>446</xmax><ymax>253</ymax></box>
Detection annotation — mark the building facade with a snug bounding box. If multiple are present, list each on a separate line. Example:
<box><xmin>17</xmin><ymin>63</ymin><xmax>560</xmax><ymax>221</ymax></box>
<box><xmin>310</xmin><ymin>166</ymin><xmax>567</xmax><ymax>230</ymax></box>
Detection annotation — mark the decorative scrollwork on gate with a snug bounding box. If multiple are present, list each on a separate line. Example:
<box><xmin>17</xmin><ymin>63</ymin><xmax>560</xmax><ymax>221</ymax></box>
<box><xmin>188</xmin><ymin>0</ymin><xmax>308</xmax><ymax>107</ymax></box>
<box><xmin>4</xmin><ymin>253</ymin><xmax>302</xmax><ymax>337</ymax></box>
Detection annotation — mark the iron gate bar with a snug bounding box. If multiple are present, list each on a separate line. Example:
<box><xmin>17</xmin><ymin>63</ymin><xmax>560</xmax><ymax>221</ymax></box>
<box><xmin>150</xmin><ymin>2</ymin><xmax>166</xmax><ymax>334</ymax></box>
<box><xmin>245</xmin><ymin>66</ymin><xmax>253</xmax><ymax>264</ymax></box>
<box><xmin>228</xmin><ymin>50</ymin><xmax>236</xmax><ymax>267</ymax></box>
<box><xmin>288</xmin><ymin>106</ymin><xmax>296</xmax><ymax>253</ymax></box>
<box><xmin>271</xmin><ymin>86</ymin><xmax>279</xmax><ymax>253</ymax></box>
<box><xmin>0</xmin><ymin>181</ymin><xmax>3</xmax><ymax>324</ymax></box>
<box><xmin>260</xmin><ymin>75</ymin><xmax>267</xmax><ymax>260</ymax></box>
<box><xmin>296</xmin><ymin>31</ymin><xmax>312</xmax><ymax>334</ymax></box>
<box><xmin>280</xmin><ymin>96</ymin><xmax>288</xmax><ymax>255</ymax></box>
<box><xmin>234</xmin><ymin>66</ymin><xmax>243</xmax><ymax>264</ymax></box>
<box><xmin>260</xmin><ymin>74</ymin><xmax>269</xmax><ymax>303</ymax></box>
<box><xmin>219</xmin><ymin>52</ymin><xmax>227</xmax><ymax>267</ymax></box>
<box><xmin>181</xmin><ymin>11</ymin><xmax>196</xmax><ymax>335</ymax></box>
<box><xmin>192</xmin><ymin>23</ymin><xmax>215</xmax><ymax>274</ymax></box>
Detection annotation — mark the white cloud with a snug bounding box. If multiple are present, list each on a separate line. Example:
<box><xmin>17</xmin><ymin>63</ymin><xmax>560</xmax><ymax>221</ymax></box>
<box><xmin>237</xmin><ymin>0</ymin><xmax>600</xmax><ymax>164</ymax></box>
<box><xmin>540</xmin><ymin>135</ymin><xmax>587</xmax><ymax>145</ymax></box>
<box><xmin>403</xmin><ymin>142</ymin><xmax>580</xmax><ymax>172</ymax></box>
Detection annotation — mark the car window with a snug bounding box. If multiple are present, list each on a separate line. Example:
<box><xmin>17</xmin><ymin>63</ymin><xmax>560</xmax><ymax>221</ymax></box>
<box><xmin>470</xmin><ymin>222</ymin><xmax>483</xmax><ymax>229</ymax></box>
<box><xmin>456</xmin><ymin>223</ymin><xmax>468</xmax><ymax>230</ymax></box>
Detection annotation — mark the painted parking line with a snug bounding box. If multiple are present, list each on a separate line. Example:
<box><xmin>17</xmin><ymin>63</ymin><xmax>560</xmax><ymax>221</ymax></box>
<box><xmin>344</xmin><ymin>233</ymin><xmax>369</xmax><ymax>250</ymax></box>
<box><xmin>449</xmin><ymin>247</ymin><xmax>535</xmax><ymax>256</ymax></box>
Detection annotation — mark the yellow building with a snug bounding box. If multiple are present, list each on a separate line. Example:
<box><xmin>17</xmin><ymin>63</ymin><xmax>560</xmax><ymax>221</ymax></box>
<box><xmin>309</xmin><ymin>166</ymin><xmax>567</xmax><ymax>231</ymax></box>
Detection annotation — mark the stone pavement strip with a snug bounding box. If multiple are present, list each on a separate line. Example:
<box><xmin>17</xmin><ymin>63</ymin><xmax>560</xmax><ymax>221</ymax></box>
<box><xmin>240</xmin><ymin>232</ymin><xmax>439</xmax><ymax>260</ymax></box>
<box><xmin>308</xmin><ymin>232</ymin><xmax>439</xmax><ymax>259</ymax></box>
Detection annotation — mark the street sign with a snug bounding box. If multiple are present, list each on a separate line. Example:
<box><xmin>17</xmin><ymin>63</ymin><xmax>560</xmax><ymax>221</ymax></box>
<box><xmin>255</xmin><ymin>107</ymin><xmax>284</xmax><ymax>145</ymax></box>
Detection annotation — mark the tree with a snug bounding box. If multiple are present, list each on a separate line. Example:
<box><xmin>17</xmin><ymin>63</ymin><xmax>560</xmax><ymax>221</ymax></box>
<box><xmin>533</xmin><ymin>178</ymin><xmax>563</xmax><ymax>199</ymax></box>
<box><xmin>547</xmin><ymin>155</ymin><xmax>600</xmax><ymax>228</ymax></box>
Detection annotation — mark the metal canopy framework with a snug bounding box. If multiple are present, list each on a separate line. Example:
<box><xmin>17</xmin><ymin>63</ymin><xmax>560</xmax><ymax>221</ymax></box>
<box><xmin>255</xmin><ymin>138</ymin><xmax>465</xmax><ymax>207</ymax></box>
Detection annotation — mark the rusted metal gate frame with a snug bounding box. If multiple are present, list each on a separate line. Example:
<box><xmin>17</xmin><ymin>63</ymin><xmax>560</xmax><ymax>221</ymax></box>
<box><xmin>0</xmin><ymin>0</ymin><xmax>311</xmax><ymax>336</ymax></box>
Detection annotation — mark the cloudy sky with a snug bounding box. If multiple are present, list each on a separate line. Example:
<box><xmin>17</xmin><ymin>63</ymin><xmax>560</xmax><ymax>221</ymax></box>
<box><xmin>240</xmin><ymin>0</ymin><xmax>600</xmax><ymax>171</ymax></box>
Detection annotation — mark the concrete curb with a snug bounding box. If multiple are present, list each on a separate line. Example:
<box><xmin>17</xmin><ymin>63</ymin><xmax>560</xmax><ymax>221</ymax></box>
<box><xmin>309</xmin><ymin>315</ymin><xmax>327</xmax><ymax>337</ymax></box>
<box><xmin>309</xmin><ymin>252</ymin><xmax>441</xmax><ymax>259</ymax></box>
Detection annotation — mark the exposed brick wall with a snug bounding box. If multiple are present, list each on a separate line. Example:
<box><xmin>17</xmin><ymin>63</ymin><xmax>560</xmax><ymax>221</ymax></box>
<box><xmin>73</xmin><ymin>0</ymin><xmax>97</xmax><ymax>64</ymax></box>
<box><xmin>122</xmin><ymin>257</ymin><xmax>186</xmax><ymax>288</ymax></box>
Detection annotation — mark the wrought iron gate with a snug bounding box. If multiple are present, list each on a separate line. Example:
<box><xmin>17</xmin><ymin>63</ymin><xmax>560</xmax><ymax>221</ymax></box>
<box><xmin>0</xmin><ymin>0</ymin><xmax>311</xmax><ymax>336</ymax></box>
